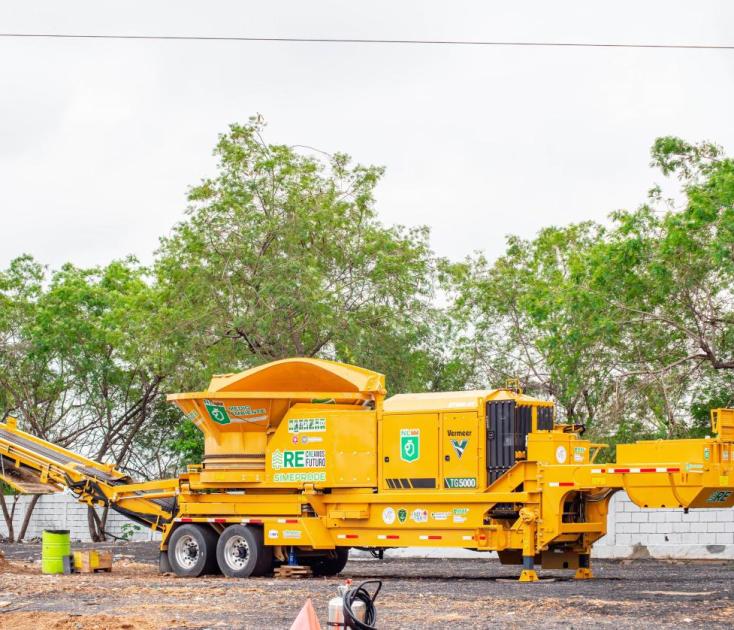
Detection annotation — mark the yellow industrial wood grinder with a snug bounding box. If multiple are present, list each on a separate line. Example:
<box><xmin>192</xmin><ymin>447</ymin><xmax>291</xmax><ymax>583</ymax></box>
<box><xmin>2</xmin><ymin>357</ymin><xmax>734</xmax><ymax>582</ymax></box>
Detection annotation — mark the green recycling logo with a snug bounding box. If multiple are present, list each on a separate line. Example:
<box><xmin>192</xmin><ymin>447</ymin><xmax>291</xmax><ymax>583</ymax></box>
<box><xmin>400</xmin><ymin>428</ymin><xmax>420</xmax><ymax>463</ymax></box>
<box><xmin>204</xmin><ymin>399</ymin><xmax>231</xmax><ymax>425</ymax></box>
<box><xmin>271</xmin><ymin>449</ymin><xmax>284</xmax><ymax>470</ymax></box>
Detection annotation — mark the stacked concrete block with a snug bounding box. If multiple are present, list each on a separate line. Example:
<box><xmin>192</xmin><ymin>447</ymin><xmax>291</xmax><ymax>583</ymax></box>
<box><xmin>0</xmin><ymin>492</ymin><xmax>160</xmax><ymax>542</ymax></box>
<box><xmin>594</xmin><ymin>492</ymin><xmax>734</xmax><ymax>558</ymax></box>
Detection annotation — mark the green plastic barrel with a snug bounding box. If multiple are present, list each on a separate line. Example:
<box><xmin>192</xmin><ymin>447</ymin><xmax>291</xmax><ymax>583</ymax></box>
<box><xmin>42</xmin><ymin>529</ymin><xmax>70</xmax><ymax>574</ymax></box>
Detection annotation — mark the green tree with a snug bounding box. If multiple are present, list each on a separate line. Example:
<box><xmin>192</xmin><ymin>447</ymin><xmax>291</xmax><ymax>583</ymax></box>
<box><xmin>585</xmin><ymin>137</ymin><xmax>734</xmax><ymax>434</ymax></box>
<box><xmin>155</xmin><ymin>116</ymin><xmax>438</xmax><ymax>391</ymax></box>
<box><xmin>451</xmin><ymin>223</ymin><xmax>619</xmax><ymax>428</ymax></box>
<box><xmin>452</xmin><ymin>136</ymin><xmax>734</xmax><ymax>442</ymax></box>
<box><xmin>0</xmin><ymin>257</ymin><xmax>178</xmax><ymax>539</ymax></box>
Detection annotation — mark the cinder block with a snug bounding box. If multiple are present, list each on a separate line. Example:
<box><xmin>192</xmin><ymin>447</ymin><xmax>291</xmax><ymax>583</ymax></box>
<box><xmin>665</xmin><ymin>511</ymin><xmax>683</xmax><ymax>523</ymax></box>
<box><xmin>638</xmin><ymin>523</ymin><xmax>657</xmax><ymax>534</ymax></box>
<box><xmin>648</xmin><ymin>512</ymin><xmax>666</xmax><ymax>523</ymax></box>
<box><xmin>716</xmin><ymin>510</ymin><xmax>734</xmax><ymax>522</ymax></box>
<box><xmin>616</xmin><ymin>523</ymin><xmax>640</xmax><ymax>534</ymax></box>
<box><xmin>715</xmin><ymin>533</ymin><xmax>734</xmax><ymax>544</ymax></box>
<box><xmin>679</xmin><ymin>533</ymin><xmax>699</xmax><ymax>545</ymax></box>
<box><xmin>615</xmin><ymin>512</ymin><xmax>632</xmax><ymax>523</ymax></box>
<box><xmin>690</xmin><ymin>523</ymin><xmax>708</xmax><ymax>533</ymax></box>
<box><xmin>631</xmin><ymin>513</ymin><xmax>648</xmax><ymax>523</ymax></box>
<box><xmin>707</xmin><ymin>523</ymin><xmax>726</xmax><ymax>533</ymax></box>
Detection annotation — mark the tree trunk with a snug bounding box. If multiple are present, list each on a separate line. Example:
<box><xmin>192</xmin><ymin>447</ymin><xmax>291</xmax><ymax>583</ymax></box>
<box><xmin>87</xmin><ymin>505</ymin><xmax>109</xmax><ymax>542</ymax></box>
<box><xmin>0</xmin><ymin>492</ymin><xmax>15</xmax><ymax>542</ymax></box>
<box><xmin>17</xmin><ymin>494</ymin><xmax>41</xmax><ymax>541</ymax></box>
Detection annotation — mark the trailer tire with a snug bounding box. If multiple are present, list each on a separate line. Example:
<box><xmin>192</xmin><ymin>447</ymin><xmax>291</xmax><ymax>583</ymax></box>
<box><xmin>310</xmin><ymin>547</ymin><xmax>350</xmax><ymax>576</ymax></box>
<box><xmin>216</xmin><ymin>525</ymin><xmax>272</xmax><ymax>578</ymax></box>
<box><xmin>168</xmin><ymin>524</ymin><xmax>219</xmax><ymax>577</ymax></box>
<box><xmin>159</xmin><ymin>551</ymin><xmax>173</xmax><ymax>574</ymax></box>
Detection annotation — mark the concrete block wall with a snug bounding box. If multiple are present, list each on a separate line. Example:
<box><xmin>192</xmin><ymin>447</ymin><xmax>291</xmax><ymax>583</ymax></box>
<box><xmin>594</xmin><ymin>491</ymin><xmax>734</xmax><ymax>559</ymax></box>
<box><xmin>1</xmin><ymin>491</ymin><xmax>733</xmax><ymax>559</ymax></box>
<box><xmin>0</xmin><ymin>492</ymin><xmax>160</xmax><ymax>542</ymax></box>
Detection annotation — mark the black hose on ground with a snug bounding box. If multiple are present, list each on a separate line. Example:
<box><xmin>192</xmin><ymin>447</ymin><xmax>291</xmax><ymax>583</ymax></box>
<box><xmin>343</xmin><ymin>579</ymin><xmax>382</xmax><ymax>630</ymax></box>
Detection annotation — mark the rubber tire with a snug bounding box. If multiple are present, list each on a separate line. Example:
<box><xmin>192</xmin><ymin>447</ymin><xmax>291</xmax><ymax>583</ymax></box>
<box><xmin>159</xmin><ymin>550</ymin><xmax>173</xmax><ymax>574</ymax></box>
<box><xmin>310</xmin><ymin>547</ymin><xmax>350</xmax><ymax>576</ymax></box>
<box><xmin>167</xmin><ymin>524</ymin><xmax>219</xmax><ymax>577</ymax></box>
<box><xmin>216</xmin><ymin>525</ymin><xmax>272</xmax><ymax>578</ymax></box>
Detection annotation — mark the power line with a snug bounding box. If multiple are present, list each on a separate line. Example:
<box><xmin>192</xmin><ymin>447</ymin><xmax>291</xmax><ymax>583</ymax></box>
<box><xmin>0</xmin><ymin>32</ymin><xmax>732</xmax><ymax>50</ymax></box>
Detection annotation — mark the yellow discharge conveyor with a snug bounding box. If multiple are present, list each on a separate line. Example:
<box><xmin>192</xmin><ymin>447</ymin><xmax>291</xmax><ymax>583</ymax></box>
<box><xmin>2</xmin><ymin>357</ymin><xmax>734</xmax><ymax>582</ymax></box>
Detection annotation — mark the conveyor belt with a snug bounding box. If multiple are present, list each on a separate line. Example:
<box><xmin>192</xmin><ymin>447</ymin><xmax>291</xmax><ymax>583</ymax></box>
<box><xmin>0</xmin><ymin>425</ymin><xmax>122</xmax><ymax>483</ymax></box>
<box><xmin>0</xmin><ymin>423</ymin><xmax>176</xmax><ymax>525</ymax></box>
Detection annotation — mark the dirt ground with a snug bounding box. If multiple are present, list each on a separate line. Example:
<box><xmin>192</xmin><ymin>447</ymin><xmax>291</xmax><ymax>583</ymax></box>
<box><xmin>1</xmin><ymin>542</ymin><xmax>734</xmax><ymax>629</ymax></box>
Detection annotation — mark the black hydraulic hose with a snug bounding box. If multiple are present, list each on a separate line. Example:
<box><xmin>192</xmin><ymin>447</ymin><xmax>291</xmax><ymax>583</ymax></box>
<box><xmin>343</xmin><ymin>580</ymin><xmax>382</xmax><ymax>630</ymax></box>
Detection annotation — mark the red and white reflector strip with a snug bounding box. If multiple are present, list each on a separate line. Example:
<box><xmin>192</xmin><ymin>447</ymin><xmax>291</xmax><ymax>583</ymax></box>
<box><xmin>207</xmin><ymin>518</ymin><xmax>227</xmax><ymax>524</ymax></box>
<box><xmin>419</xmin><ymin>535</ymin><xmax>442</xmax><ymax>540</ymax></box>
<box><xmin>548</xmin><ymin>482</ymin><xmax>575</xmax><ymax>487</ymax></box>
<box><xmin>241</xmin><ymin>518</ymin><xmax>264</xmax><ymax>525</ymax></box>
<box><xmin>462</xmin><ymin>535</ymin><xmax>473</xmax><ymax>541</ymax></box>
<box><xmin>337</xmin><ymin>534</ymin><xmax>359</xmax><ymax>540</ymax></box>
<box><xmin>377</xmin><ymin>534</ymin><xmax>400</xmax><ymax>540</ymax></box>
<box><xmin>176</xmin><ymin>517</ymin><xmax>193</xmax><ymax>523</ymax></box>
<box><xmin>591</xmin><ymin>467</ymin><xmax>681</xmax><ymax>474</ymax></box>
<box><xmin>277</xmin><ymin>519</ymin><xmax>299</xmax><ymax>524</ymax></box>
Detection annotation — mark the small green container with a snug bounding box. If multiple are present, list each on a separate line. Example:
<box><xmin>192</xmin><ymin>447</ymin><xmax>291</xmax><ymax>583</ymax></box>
<box><xmin>42</xmin><ymin>529</ymin><xmax>71</xmax><ymax>574</ymax></box>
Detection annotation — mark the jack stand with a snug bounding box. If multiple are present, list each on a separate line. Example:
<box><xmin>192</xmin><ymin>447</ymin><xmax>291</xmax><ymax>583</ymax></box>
<box><xmin>518</xmin><ymin>554</ymin><xmax>539</xmax><ymax>582</ymax></box>
<box><xmin>574</xmin><ymin>554</ymin><xmax>593</xmax><ymax>579</ymax></box>
<box><xmin>518</xmin><ymin>509</ymin><xmax>540</xmax><ymax>583</ymax></box>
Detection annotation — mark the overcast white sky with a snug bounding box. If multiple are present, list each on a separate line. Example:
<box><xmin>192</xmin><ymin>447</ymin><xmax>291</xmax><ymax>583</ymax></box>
<box><xmin>1</xmin><ymin>1</ymin><xmax>732</xmax><ymax>270</ymax></box>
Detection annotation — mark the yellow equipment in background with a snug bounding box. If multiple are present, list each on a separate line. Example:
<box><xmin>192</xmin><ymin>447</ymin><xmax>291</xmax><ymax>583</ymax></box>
<box><xmin>2</xmin><ymin>357</ymin><xmax>734</xmax><ymax>582</ymax></box>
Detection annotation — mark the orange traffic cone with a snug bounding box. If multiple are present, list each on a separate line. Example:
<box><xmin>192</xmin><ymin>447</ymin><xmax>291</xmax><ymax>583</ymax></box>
<box><xmin>290</xmin><ymin>597</ymin><xmax>322</xmax><ymax>630</ymax></box>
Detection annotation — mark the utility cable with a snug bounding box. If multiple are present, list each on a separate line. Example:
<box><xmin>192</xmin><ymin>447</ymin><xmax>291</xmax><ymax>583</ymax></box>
<box><xmin>343</xmin><ymin>579</ymin><xmax>382</xmax><ymax>630</ymax></box>
<box><xmin>0</xmin><ymin>33</ymin><xmax>732</xmax><ymax>50</ymax></box>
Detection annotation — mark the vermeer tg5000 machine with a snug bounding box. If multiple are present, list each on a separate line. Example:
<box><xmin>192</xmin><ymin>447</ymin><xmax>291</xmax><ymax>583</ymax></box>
<box><xmin>2</xmin><ymin>358</ymin><xmax>734</xmax><ymax>582</ymax></box>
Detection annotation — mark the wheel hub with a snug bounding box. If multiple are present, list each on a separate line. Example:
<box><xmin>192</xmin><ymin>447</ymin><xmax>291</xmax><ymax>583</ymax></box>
<box><xmin>174</xmin><ymin>534</ymin><xmax>200</xmax><ymax>569</ymax></box>
<box><xmin>224</xmin><ymin>535</ymin><xmax>250</xmax><ymax>570</ymax></box>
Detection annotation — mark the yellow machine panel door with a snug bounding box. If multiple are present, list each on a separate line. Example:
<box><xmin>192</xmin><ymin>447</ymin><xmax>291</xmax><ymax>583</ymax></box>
<box><xmin>441</xmin><ymin>412</ymin><xmax>480</xmax><ymax>490</ymax></box>
<box><xmin>382</xmin><ymin>413</ymin><xmax>439</xmax><ymax>490</ymax></box>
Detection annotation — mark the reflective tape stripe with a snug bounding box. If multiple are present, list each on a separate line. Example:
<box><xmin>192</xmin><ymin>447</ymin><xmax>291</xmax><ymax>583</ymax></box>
<box><xmin>419</xmin><ymin>535</ymin><xmax>442</xmax><ymax>540</ymax></box>
<box><xmin>605</xmin><ymin>467</ymin><xmax>680</xmax><ymax>474</ymax></box>
<box><xmin>241</xmin><ymin>518</ymin><xmax>263</xmax><ymax>525</ymax></box>
<box><xmin>208</xmin><ymin>518</ymin><xmax>227</xmax><ymax>524</ymax></box>
<box><xmin>462</xmin><ymin>535</ymin><xmax>473</xmax><ymax>541</ymax></box>
<box><xmin>178</xmin><ymin>517</ymin><xmax>193</xmax><ymax>523</ymax></box>
<box><xmin>277</xmin><ymin>519</ymin><xmax>299</xmax><ymax>524</ymax></box>
<box><xmin>548</xmin><ymin>482</ymin><xmax>574</xmax><ymax>487</ymax></box>
<box><xmin>377</xmin><ymin>534</ymin><xmax>400</xmax><ymax>540</ymax></box>
<box><xmin>337</xmin><ymin>534</ymin><xmax>359</xmax><ymax>539</ymax></box>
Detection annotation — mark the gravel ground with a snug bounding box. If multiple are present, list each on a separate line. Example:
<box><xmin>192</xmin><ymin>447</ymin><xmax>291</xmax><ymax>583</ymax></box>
<box><xmin>1</xmin><ymin>541</ymin><xmax>734</xmax><ymax>629</ymax></box>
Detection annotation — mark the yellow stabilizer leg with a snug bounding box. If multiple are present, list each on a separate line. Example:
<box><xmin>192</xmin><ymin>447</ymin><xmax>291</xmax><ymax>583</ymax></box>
<box><xmin>519</xmin><ymin>569</ymin><xmax>539</xmax><ymax>582</ymax></box>
<box><xmin>574</xmin><ymin>554</ymin><xmax>593</xmax><ymax>579</ymax></box>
